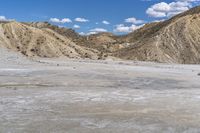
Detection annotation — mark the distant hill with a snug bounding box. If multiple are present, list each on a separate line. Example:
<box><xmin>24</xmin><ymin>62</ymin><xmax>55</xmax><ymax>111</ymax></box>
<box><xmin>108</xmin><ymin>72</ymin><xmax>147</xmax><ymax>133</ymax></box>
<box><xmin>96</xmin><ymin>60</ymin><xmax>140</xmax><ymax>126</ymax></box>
<box><xmin>1</xmin><ymin>6</ymin><xmax>200</xmax><ymax>64</ymax></box>
<box><xmin>0</xmin><ymin>21</ymin><xmax>100</xmax><ymax>59</ymax></box>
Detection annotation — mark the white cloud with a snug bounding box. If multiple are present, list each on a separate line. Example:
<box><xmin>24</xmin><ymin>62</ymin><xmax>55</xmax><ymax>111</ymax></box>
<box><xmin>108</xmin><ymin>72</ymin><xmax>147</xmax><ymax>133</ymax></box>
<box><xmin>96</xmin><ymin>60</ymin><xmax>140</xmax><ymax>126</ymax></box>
<box><xmin>79</xmin><ymin>32</ymin><xmax>86</xmax><ymax>36</ymax></box>
<box><xmin>0</xmin><ymin>16</ymin><xmax>14</xmax><ymax>21</ymax></box>
<box><xmin>87</xmin><ymin>32</ymin><xmax>98</xmax><ymax>35</ymax></box>
<box><xmin>114</xmin><ymin>24</ymin><xmax>130</xmax><ymax>33</ymax></box>
<box><xmin>61</xmin><ymin>18</ymin><xmax>72</xmax><ymax>23</ymax></box>
<box><xmin>102</xmin><ymin>20</ymin><xmax>110</xmax><ymax>25</ymax></box>
<box><xmin>0</xmin><ymin>16</ymin><xmax>7</xmax><ymax>21</ymax></box>
<box><xmin>90</xmin><ymin>28</ymin><xmax>107</xmax><ymax>33</ymax></box>
<box><xmin>79</xmin><ymin>31</ymin><xmax>98</xmax><ymax>36</ymax></box>
<box><xmin>125</xmin><ymin>17</ymin><xmax>145</xmax><ymax>24</ymax></box>
<box><xmin>75</xmin><ymin>17</ymin><xmax>89</xmax><ymax>22</ymax></box>
<box><xmin>114</xmin><ymin>24</ymin><xmax>144</xmax><ymax>33</ymax></box>
<box><xmin>81</xmin><ymin>28</ymin><xmax>108</xmax><ymax>35</ymax></box>
<box><xmin>73</xmin><ymin>24</ymin><xmax>80</xmax><ymax>29</ymax></box>
<box><xmin>146</xmin><ymin>0</ymin><xmax>200</xmax><ymax>18</ymax></box>
<box><xmin>129</xmin><ymin>24</ymin><xmax>144</xmax><ymax>31</ymax></box>
<box><xmin>50</xmin><ymin>18</ymin><xmax>72</xmax><ymax>23</ymax></box>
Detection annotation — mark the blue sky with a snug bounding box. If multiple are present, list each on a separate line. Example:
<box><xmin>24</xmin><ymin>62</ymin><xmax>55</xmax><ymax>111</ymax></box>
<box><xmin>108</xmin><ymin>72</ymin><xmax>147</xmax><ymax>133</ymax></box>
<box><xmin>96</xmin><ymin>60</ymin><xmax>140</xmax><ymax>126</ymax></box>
<box><xmin>0</xmin><ymin>0</ymin><xmax>199</xmax><ymax>35</ymax></box>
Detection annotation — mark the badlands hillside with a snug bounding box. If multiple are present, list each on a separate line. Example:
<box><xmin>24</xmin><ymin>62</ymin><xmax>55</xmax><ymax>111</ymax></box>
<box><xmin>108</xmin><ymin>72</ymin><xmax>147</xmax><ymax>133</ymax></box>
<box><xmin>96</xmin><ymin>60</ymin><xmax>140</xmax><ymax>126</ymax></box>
<box><xmin>1</xmin><ymin>5</ymin><xmax>200</xmax><ymax>133</ymax></box>
<box><xmin>27</xmin><ymin>22</ymin><xmax>123</xmax><ymax>54</ymax></box>
<box><xmin>115</xmin><ymin>6</ymin><xmax>200</xmax><ymax>64</ymax></box>
<box><xmin>0</xmin><ymin>21</ymin><xmax>100</xmax><ymax>59</ymax></box>
<box><xmin>0</xmin><ymin>6</ymin><xmax>200</xmax><ymax>64</ymax></box>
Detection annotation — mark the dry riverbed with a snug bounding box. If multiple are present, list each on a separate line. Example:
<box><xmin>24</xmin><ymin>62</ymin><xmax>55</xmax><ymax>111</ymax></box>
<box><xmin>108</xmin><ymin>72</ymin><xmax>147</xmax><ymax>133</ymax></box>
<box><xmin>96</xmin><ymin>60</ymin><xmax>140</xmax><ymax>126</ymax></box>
<box><xmin>0</xmin><ymin>49</ymin><xmax>200</xmax><ymax>133</ymax></box>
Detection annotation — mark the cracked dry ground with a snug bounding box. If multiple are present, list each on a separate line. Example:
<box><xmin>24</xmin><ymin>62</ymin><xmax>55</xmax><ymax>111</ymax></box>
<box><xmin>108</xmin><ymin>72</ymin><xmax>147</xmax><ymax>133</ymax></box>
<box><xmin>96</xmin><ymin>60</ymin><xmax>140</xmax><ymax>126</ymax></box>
<box><xmin>0</xmin><ymin>59</ymin><xmax>200</xmax><ymax>133</ymax></box>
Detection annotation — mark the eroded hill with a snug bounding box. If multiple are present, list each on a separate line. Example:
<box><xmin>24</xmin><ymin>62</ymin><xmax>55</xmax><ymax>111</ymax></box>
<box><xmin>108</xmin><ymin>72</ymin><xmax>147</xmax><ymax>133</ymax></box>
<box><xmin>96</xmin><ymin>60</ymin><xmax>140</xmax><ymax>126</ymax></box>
<box><xmin>1</xmin><ymin>6</ymin><xmax>200</xmax><ymax>64</ymax></box>
<box><xmin>0</xmin><ymin>21</ymin><xmax>100</xmax><ymax>59</ymax></box>
<box><xmin>114</xmin><ymin>6</ymin><xmax>200</xmax><ymax>64</ymax></box>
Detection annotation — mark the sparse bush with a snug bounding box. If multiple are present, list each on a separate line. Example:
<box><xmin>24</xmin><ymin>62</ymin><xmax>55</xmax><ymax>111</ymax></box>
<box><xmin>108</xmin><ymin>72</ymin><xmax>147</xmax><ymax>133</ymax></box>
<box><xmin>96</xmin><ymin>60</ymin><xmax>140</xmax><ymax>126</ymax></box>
<box><xmin>193</xmin><ymin>16</ymin><xmax>197</xmax><ymax>20</ymax></box>
<box><xmin>30</xmin><ymin>49</ymin><xmax>35</xmax><ymax>52</ymax></box>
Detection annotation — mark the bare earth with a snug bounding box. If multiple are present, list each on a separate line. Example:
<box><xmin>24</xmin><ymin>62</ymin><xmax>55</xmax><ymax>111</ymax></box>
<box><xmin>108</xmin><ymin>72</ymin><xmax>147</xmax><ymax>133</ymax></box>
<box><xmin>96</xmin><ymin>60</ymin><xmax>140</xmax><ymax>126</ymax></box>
<box><xmin>1</xmin><ymin>49</ymin><xmax>200</xmax><ymax>133</ymax></box>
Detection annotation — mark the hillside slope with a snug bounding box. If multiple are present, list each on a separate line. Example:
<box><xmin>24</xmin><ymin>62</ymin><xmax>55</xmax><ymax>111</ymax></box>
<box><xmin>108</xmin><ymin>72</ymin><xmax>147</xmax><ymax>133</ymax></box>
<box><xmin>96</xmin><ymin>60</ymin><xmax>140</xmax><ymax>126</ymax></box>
<box><xmin>1</xmin><ymin>6</ymin><xmax>200</xmax><ymax>64</ymax></box>
<box><xmin>115</xmin><ymin>6</ymin><xmax>200</xmax><ymax>64</ymax></box>
<box><xmin>0</xmin><ymin>21</ymin><xmax>100</xmax><ymax>59</ymax></box>
<box><xmin>28</xmin><ymin>22</ymin><xmax>125</xmax><ymax>54</ymax></box>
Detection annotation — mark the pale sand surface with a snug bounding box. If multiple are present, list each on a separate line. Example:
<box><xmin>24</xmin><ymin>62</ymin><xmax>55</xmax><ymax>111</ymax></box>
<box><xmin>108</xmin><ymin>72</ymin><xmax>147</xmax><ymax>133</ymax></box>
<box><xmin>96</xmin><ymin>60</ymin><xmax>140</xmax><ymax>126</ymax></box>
<box><xmin>0</xmin><ymin>48</ymin><xmax>200</xmax><ymax>133</ymax></box>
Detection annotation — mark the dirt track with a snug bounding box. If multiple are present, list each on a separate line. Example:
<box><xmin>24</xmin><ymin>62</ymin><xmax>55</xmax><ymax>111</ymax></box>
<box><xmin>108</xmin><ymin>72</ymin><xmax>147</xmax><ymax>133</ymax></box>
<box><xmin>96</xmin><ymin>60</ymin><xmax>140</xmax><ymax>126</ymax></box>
<box><xmin>0</xmin><ymin>50</ymin><xmax>200</xmax><ymax>132</ymax></box>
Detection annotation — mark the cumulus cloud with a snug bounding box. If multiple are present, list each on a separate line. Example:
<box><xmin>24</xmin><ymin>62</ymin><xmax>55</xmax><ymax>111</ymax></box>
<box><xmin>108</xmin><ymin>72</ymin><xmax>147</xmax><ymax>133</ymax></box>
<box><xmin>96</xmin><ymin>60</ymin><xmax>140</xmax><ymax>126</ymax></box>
<box><xmin>79</xmin><ymin>32</ymin><xmax>86</xmax><ymax>36</ymax></box>
<box><xmin>102</xmin><ymin>20</ymin><xmax>110</xmax><ymax>25</ymax></box>
<box><xmin>0</xmin><ymin>16</ymin><xmax>14</xmax><ymax>21</ymax></box>
<box><xmin>114</xmin><ymin>24</ymin><xmax>130</xmax><ymax>33</ymax></box>
<box><xmin>50</xmin><ymin>18</ymin><xmax>72</xmax><ymax>23</ymax></box>
<box><xmin>0</xmin><ymin>16</ymin><xmax>7</xmax><ymax>21</ymax></box>
<box><xmin>152</xmin><ymin>19</ymin><xmax>166</xmax><ymax>22</ymax></box>
<box><xmin>73</xmin><ymin>24</ymin><xmax>80</xmax><ymax>29</ymax></box>
<box><xmin>90</xmin><ymin>28</ymin><xmax>107</xmax><ymax>33</ymax></box>
<box><xmin>80</xmin><ymin>28</ymin><xmax>107</xmax><ymax>35</ymax></box>
<box><xmin>125</xmin><ymin>17</ymin><xmax>145</xmax><ymax>24</ymax></box>
<box><xmin>114</xmin><ymin>24</ymin><xmax>144</xmax><ymax>33</ymax></box>
<box><xmin>75</xmin><ymin>17</ymin><xmax>89</xmax><ymax>22</ymax></box>
<box><xmin>146</xmin><ymin>0</ymin><xmax>199</xmax><ymax>18</ymax></box>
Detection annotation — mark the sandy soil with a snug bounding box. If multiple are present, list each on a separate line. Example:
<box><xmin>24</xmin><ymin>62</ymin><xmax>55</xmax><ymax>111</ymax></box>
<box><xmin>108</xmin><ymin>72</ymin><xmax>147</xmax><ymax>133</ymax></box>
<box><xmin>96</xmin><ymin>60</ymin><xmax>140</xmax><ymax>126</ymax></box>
<box><xmin>0</xmin><ymin>49</ymin><xmax>200</xmax><ymax>133</ymax></box>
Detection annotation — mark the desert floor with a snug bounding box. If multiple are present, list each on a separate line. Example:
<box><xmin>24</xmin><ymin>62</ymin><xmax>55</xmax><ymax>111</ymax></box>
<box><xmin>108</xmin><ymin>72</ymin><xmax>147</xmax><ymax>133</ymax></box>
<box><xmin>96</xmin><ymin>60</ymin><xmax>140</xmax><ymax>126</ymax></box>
<box><xmin>0</xmin><ymin>49</ymin><xmax>200</xmax><ymax>133</ymax></box>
